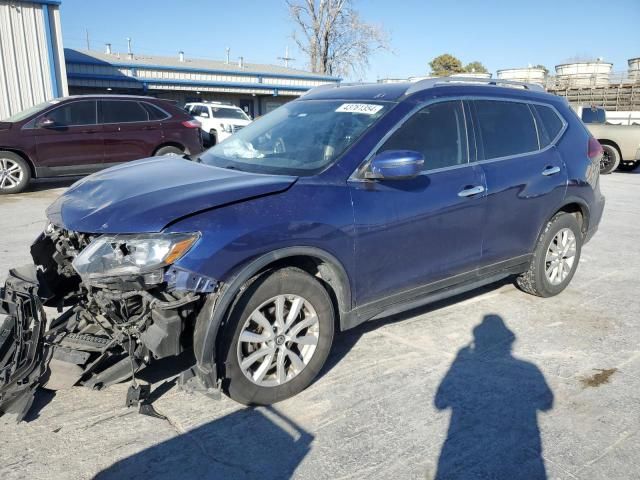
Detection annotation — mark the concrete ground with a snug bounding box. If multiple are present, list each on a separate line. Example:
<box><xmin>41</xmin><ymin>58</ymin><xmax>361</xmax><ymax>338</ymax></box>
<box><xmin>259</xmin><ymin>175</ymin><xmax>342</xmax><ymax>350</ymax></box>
<box><xmin>0</xmin><ymin>172</ymin><xmax>639</xmax><ymax>480</ymax></box>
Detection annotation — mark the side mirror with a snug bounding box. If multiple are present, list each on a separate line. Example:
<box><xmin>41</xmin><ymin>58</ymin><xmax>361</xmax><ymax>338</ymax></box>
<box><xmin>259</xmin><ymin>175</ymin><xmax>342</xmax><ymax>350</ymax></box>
<box><xmin>365</xmin><ymin>150</ymin><xmax>424</xmax><ymax>180</ymax></box>
<box><xmin>36</xmin><ymin>117</ymin><xmax>56</xmax><ymax>129</ymax></box>
<box><xmin>199</xmin><ymin>112</ymin><xmax>209</xmax><ymax>118</ymax></box>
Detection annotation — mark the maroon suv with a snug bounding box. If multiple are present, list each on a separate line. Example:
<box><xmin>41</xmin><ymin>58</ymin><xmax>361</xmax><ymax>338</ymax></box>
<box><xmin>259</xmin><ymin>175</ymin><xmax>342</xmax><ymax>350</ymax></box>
<box><xmin>0</xmin><ymin>95</ymin><xmax>203</xmax><ymax>194</ymax></box>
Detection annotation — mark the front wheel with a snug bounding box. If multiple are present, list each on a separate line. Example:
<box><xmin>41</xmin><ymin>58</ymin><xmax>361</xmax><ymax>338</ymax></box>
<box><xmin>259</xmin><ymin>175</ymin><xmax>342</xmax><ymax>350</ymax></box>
<box><xmin>0</xmin><ymin>151</ymin><xmax>31</xmax><ymax>194</ymax></box>
<box><xmin>600</xmin><ymin>144</ymin><xmax>620</xmax><ymax>174</ymax></box>
<box><xmin>220</xmin><ymin>268</ymin><xmax>335</xmax><ymax>405</ymax></box>
<box><xmin>516</xmin><ymin>212</ymin><xmax>582</xmax><ymax>297</ymax></box>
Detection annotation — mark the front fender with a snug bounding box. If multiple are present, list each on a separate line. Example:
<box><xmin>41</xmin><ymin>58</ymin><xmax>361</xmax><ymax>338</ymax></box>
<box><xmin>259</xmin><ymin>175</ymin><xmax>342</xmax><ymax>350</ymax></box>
<box><xmin>190</xmin><ymin>246</ymin><xmax>353</xmax><ymax>390</ymax></box>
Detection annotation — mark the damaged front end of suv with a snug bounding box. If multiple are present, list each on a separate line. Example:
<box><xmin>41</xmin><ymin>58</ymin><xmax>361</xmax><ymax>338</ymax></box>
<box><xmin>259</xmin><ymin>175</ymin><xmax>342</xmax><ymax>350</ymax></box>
<box><xmin>0</xmin><ymin>223</ymin><xmax>216</xmax><ymax>420</ymax></box>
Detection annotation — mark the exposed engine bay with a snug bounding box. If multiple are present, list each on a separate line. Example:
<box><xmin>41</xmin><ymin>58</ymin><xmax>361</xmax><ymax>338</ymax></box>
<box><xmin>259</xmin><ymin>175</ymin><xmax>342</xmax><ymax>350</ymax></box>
<box><xmin>0</xmin><ymin>225</ymin><xmax>215</xmax><ymax>421</ymax></box>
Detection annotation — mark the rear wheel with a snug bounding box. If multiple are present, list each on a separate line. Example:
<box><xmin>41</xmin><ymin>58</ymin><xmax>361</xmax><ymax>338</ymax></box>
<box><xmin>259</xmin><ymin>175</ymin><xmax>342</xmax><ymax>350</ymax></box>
<box><xmin>0</xmin><ymin>151</ymin><xmax>31</xmax><ymax>194</ymax></box>
<box><xmin>617</xmin><ymin>161</ymin><xmax>639</xmax><ymax>172</ymax></box>
<box><xmin>516</xmin><ymin>212</ymin><xmax>582</xmax><ymax>297</ymax></box>
<box><xmin>154</xmin><ymin>145</ymin><xmax>184</xmax><ymax>157</ymax></box>
<box><xmin>599</xmin><ymin>144</ymin><xmax>620</xmax><ymax>174</ymax></box>
<box><xmin>208</xmin><ymin>129</ymin><xmax>217</xmax><ymax>146</ymax></box>
<box><xmin>220</xmin><ymin>268</ymin><xmax>335</xmax><ymax>405</ymax></box>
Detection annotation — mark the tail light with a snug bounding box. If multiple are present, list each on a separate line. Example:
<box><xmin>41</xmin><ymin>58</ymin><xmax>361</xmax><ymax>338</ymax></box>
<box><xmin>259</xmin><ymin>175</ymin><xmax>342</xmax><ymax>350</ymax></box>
<box><xmin>182</xmin><ymin>119</ymin><xmax>201</xmax><ymax>129</ymax></box>
<box><xmin>588</xmin><ymin>137</ymin><xmax>603</xmax><ymax>160</ymax></box>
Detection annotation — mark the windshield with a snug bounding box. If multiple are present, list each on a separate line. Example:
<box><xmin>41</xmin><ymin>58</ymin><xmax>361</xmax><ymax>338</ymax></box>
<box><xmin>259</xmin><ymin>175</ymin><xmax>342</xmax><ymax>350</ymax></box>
<box><xmin>211</xmin><ymin>107</ymin><xmax>250</xmax><ymax>120</ymax></box>
<box><xmin>4</xmin><ymin>99</ymin><xmax>60</xmax><ymax>123</ymax></box>
<box><xmin>199</xmin><ymin>100</ymin><xmax>389</xmax><ymax>175</ymax></box>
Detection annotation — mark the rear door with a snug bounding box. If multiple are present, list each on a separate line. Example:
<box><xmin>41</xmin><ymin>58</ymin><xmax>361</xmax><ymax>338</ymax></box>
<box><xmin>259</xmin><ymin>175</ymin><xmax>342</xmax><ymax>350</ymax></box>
<box><xmin>350</xmin><ymin>100</ymin><xmax>486</xmax><ymax>306</ymax></box>
<box><xmin>33</xmin><ymin>100</ymin><xmax>104</xmax><ymax>174</ymax></box>
<box><xmin>100</xmin><ymin>99</ymin><xmax>164</xmax><ymax>165</ymax></box>
<box><xmin>472</xmin><ymin>99</ymin><xmax>568</xmax><ymax>266</ymax></box>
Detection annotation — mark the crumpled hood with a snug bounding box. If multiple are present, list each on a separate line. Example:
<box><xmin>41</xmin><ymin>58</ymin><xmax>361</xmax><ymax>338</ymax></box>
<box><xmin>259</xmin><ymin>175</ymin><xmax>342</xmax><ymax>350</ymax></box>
<box><xmin>46</xmin><ymin>156</ymin><xmax>297</xmax><ymax>233</ymax></box>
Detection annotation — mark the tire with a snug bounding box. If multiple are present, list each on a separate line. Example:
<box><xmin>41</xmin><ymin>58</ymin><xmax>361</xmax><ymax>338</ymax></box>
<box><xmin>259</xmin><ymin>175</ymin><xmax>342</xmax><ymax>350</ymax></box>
<box><xmin>219</xmin><ymin>267</ymin><xmax>335</xmax><ymax>405</ymax></box>
<box><xmin>0</xmin><ymin>151</ymin><xmax>31</xmax><ymax>194</ymax></box>
<box><xmin>516</xmin><ymin>212</ymin><xmax>582</xmax><ymax>297</ymax></box>
<box><xmin>208</xmin><ymin>129</ymin><xmax>217</xmax><ymax>147</ymax></box>
<box><xmin>599</xmin><ymin>144</ymin><xmax>620</xmax><ymax>174</ymax></box>
<box><xmin>154</xmin><ymin>145</ymin><xmax>184</xmax><ymax>157</ymax></box>
<box><xmin>617</xmin><ymin>161</ymin><xmax>639</xmax><ymax>172</ymax></box>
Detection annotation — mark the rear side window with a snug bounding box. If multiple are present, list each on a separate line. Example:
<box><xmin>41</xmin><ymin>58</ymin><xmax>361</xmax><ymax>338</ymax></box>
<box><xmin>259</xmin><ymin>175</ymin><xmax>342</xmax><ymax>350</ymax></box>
<box><xmin>474</xmin><ymin>100</ymin><xmax>538</xmax><ymax>159</ymax></box>
<box><xmin>100</xmin><ymin>100</ymin><xmax>149</xmax><ymax>123</ymax></box>
<box><xmin>142</xmin><ymin>102</ymin><xmax>169</xmax><ymax>120</ymax></box>
<box><xmin>533</xmin><ymin>104</ymin><xmax>564</xmax><ymax>147</ymax></box>
<box><xmin>379</xmin><ymin>100</ymin><xmax>468</xmax><ymax>171</ymax></box>
<box><xmin>46</xmin><ymin>101</ymin><xmax>97</xmax><ymax>126</ymax></box>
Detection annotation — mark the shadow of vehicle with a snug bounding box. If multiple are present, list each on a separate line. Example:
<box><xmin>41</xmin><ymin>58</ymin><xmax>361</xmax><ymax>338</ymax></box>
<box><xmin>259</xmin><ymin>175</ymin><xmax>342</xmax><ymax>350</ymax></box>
<box><xmin>27</xmin><ymin>177</ymin><xmax>81</xmax><ymax>192</ymax></box>
<box><xmin>94</xmin><ymin>406</ymin><xmax>313</xmax><ymax>480</ymax></box>
<box><xmin>433</xmin><ymin>314</ymin><xmax>554</xmax><ymax>480</ymax></box>
<box><xmin>319</xmin><ymin>279</ymin><xmax>514</xmax><ymax>380</ymax></box>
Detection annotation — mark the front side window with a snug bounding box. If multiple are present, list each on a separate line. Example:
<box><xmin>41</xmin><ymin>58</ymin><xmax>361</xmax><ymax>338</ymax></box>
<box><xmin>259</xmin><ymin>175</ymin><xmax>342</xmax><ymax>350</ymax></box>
<box><xmin>100</xmin><ymin>100</ymin><xmax>149</xmax><ymax>124</ymax></box>
<box><xmin>378</xmin><ymin>100</ymin><xmax>468</xmax><ymax>171</ymax></box>
<box><xmin>474</xmin><ymin>100</ymin><xmax>538</xmax><ymax>159</ymax></box>
<box><xmin>199</xmin><ymin>100</ymin><xmax>389</xmax><ymax>176</ymax></box>
<box><xmin>45</xmin><ymin>101</ymin><xmax>97</xmax><ymax>126</ymax></box>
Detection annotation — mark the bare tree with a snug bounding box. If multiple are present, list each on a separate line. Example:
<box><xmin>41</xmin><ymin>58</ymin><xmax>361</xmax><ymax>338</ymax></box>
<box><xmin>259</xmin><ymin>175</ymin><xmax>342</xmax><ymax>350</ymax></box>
<box><xmin>286</xmin><ymin>0</ymin><xmax>389</xmax><ymax>78</ymax></box>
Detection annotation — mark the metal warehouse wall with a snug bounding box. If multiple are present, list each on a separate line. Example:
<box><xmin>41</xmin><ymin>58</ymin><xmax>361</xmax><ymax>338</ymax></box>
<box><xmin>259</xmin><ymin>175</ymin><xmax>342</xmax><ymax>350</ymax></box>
<box><xmin>0</xmin><ymin>0</ymin><xmax>68</xmax><ymax>120</ymax></box>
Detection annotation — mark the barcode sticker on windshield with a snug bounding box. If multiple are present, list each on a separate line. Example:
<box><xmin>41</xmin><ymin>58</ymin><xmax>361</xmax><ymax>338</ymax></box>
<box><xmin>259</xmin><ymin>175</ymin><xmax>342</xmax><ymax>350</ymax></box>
<box><xmin>335</xmin><ymin>103</ymin><xmax>383</xmax><ymax>115</ymax></box>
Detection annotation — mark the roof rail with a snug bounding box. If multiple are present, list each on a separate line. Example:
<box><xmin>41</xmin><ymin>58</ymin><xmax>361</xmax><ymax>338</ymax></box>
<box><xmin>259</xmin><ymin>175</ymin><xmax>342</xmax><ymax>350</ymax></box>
<box><xmin>301</xmin><ymin>81</ymin><xmax>371</xmax><ymax>97</ymax></box>
<box><xmin>404</xmin><ymin>76</ymin><xmax>545</xmax><ymax>96</ymax></box>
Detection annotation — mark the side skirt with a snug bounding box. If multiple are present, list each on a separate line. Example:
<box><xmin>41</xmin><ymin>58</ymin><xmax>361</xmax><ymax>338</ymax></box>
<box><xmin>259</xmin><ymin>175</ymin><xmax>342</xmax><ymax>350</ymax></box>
<box><xmin>341</xmin><ymin>255</ymin><xmax>531</xmax><ymax>330</ymax></box>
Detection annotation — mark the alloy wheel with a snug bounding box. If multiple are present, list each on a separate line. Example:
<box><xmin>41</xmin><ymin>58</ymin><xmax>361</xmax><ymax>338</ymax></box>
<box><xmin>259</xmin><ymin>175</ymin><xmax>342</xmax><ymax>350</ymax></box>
<box><xmin>237</xmin><ymin>294</ymin><xmax>320</xmax><ymax>387</ymax></box>
<box><xmin>545</xmin><ymin>228</ymin><xmax>577</xmax><ymax>285</ymax></box>
<box><xmin>600</xmin><ymin>148</ymin><xmax>613</xmax><ymax>171</ymax></box>
<box><xmin>0</xmin><ymin>158</ymin><xmax>23</xmax><ymax>190</ymax></box>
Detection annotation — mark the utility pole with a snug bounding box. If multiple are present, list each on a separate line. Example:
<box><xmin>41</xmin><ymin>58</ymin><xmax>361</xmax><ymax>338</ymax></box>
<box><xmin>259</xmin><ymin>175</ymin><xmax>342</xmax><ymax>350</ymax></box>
<box><xmin>85</xmin><ymin>29</ymin><xmax>90</xmax><ymax>50</ymax></box>
<box><xmin>278</xmin><ymin>46</ymin><xmax>295</xmax><ymax>68</ymax></box>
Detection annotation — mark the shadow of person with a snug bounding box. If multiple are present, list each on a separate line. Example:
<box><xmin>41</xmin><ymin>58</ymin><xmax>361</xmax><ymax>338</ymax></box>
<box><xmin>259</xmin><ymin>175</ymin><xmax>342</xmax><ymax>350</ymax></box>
<box><xmin>434</xmin><ymin>315</ymin><xmax>553</xmax><ymax>480</ymax></box>
<box><xmin>95</xmin><ymin>406</ymin><xmax>313</xmax><ymax>480</ymax></box>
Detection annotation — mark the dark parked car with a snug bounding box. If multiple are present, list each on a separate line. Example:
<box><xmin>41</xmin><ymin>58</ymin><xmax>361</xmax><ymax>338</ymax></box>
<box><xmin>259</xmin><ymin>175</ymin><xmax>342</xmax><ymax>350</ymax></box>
<box><xmin>0</xmin><ymin>95</ymin><xmax>203</xmax><ymax>194</ymax></box>
<box><xmin>0</xmin><ymin>78</ymin><xmax>605</xmax><ymax>419</ymax></box>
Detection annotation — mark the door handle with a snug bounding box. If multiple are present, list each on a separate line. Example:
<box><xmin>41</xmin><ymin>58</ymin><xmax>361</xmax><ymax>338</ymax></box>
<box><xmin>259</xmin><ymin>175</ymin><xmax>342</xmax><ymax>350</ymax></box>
<box><xmin>542</xmin><ymin>166</ymin><xmax>561</xmax><ymax>176</ymax></box>
<box><xmin>458</xmin><ymin>185</ymin><xmax>485</xmax><ymax>197</ymax></box>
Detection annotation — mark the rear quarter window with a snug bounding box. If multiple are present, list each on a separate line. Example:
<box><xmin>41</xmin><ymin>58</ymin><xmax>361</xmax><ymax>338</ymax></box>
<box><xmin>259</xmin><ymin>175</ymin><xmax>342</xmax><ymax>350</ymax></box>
<box><xmin>533</xmin><ymin>104</ymin><xmax>564</xmax><ymax>147</ymax></box>
<box><xmin>474</xmin><ymin>100</ymin><xmax>539</xmax><ymax>159</ymax></box>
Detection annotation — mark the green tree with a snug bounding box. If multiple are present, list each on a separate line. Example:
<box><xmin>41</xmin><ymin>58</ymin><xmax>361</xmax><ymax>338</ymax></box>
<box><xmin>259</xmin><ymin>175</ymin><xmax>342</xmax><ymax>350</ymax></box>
<box><xmin>533</xmin><ymin>64</ymin><xmax>549</xmax><ymax>74</ymax></box>
<box><xmin>464</xmin><ymin>61</ymin><xmax>488</xmax><ymax>74</ymax></box>
<box><xmin>429</xmin><ymin>54</ymin><xmax>464</xmax><ymax>76</ymax></box>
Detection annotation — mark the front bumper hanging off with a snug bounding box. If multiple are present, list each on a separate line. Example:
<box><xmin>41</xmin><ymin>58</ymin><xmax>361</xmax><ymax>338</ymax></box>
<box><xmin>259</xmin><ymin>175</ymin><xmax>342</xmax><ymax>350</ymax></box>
<box><xmin>0</xmin><ymin>267</ymin><xmax>51</xmax><ymax>421</ymax></box>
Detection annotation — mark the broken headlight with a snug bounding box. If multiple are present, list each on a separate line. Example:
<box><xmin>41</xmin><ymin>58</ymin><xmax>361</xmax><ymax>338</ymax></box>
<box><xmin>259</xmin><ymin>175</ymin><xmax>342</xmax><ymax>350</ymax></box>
<box><xmin>72</xmin><ymin>232</ymin><xmax>199</xmax><ymax>282</ymax></box>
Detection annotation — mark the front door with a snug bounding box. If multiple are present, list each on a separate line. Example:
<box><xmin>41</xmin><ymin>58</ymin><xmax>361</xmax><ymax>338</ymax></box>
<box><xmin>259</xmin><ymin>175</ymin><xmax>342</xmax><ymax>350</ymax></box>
<box><xmin>349</xmin><ymin>100</ymin><xmax>486</xmax><ymax>306</ymax></box>
<box><xmin>470</xmin><ymin>99</ymin><xmax>569</xmax><ymax>266</ymax></box>
<box><xmin>34</xmin><ymin>100</ymin><xmax>104</xmax><ymax>175</ymax></box>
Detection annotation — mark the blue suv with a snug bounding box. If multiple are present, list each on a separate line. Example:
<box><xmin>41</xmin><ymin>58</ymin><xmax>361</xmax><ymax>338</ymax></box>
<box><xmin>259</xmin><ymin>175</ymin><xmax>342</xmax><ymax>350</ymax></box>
<box><xmin>0</xmin><ymin>78</ymin><xmax>605</xmax><ymax>418</ymax></box>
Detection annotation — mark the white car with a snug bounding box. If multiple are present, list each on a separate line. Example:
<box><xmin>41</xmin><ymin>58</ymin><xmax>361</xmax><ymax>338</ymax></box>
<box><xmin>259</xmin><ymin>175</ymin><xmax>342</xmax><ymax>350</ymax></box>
<box><xmin>184</xmin><ymin>102</ymin><xmax>252</xmax><ymax>145</ymax></box>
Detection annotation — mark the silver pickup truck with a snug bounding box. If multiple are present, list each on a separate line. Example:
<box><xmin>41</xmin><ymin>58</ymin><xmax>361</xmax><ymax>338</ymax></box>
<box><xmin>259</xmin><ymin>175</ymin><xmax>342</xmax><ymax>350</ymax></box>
<box><xmin>572</xmin><ymin>105</ymin><xmax>640</xmax><ymax>174</ymax></box>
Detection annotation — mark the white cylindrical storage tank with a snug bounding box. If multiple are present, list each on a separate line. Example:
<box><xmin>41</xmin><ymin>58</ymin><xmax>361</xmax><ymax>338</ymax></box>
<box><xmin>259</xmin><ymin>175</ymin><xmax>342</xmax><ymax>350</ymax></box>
<box><xmin>555</xmin><ymin>61</ymin><xmax>612</xmax><ymax>88</ymax></box>
<box><xmin>629</xmin><ymin>57</ymin><xmax>640</xmax><ymax>80</ymax></box>
<box><xmin>496</xmin><ymin>68</ymin><xmax>547</xmax><ymax>85</ymax></box>
<box><xmin>0</xmin><ymin>0</ymin><xmax>68</xmax><ymax>120</ymax></box>
<box><xmin>450</xmin><ymin>72</ymin><xmax>492</xmax><ymax>79</ymax></box>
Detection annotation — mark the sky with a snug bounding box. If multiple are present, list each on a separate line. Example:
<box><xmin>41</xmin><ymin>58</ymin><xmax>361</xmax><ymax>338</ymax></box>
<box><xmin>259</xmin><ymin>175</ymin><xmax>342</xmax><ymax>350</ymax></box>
<box><xmin>58</xmin><ymin>0</ymin><xmax>640</xmax><ymax>81</ymax></box>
